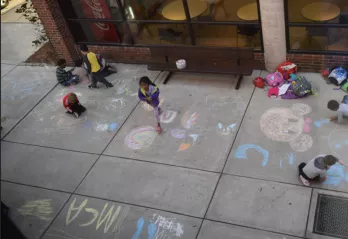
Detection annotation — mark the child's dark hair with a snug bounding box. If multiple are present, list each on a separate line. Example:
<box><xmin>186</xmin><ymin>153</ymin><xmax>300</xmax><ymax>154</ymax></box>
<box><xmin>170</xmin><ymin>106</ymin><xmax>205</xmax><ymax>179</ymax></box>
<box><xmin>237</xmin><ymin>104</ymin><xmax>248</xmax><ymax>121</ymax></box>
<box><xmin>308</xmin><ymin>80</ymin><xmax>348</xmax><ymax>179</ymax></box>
<box><xmin>139</xmin><ymin>76</ymin><xmax>156</xmax><ymax>86</ymax></box>
<box><xmin>327</xmin><ymin>100</ymin><xmax>340</xmax><ymax>111</ymax></box>
<box><xmin>57</xmin><ymin>59</ymin><xmax>66</xmax><ymax>67</ymax></box>
<box><xmin>80</xmin><ymin>44</ymin><xmax>89</xmax><ymax>52</ymax></box>
<box><xmin>75</xmin><ymin>59</ymin><xmax>83</xmax><ymax>67</ymax></box>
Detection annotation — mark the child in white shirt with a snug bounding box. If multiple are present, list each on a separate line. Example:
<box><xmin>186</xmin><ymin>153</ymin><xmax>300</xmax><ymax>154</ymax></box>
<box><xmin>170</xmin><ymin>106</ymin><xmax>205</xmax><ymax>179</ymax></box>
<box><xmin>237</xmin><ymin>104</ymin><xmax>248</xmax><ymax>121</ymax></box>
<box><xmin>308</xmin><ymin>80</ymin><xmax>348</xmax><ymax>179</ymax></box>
<box><xmin>298</xmin><ymin>155</ymin><xmax>344</xmax><ymax>186</ymax></box>
<box><xmin>328</xmin><ymin>97</ymin><xmax>348</xmax><ymax>124</ymax></box>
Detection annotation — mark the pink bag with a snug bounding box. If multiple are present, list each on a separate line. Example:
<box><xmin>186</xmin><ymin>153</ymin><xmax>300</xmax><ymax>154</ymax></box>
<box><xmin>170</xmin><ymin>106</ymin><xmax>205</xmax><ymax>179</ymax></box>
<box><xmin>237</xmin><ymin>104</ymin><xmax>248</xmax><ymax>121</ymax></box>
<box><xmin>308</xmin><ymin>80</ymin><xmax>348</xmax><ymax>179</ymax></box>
<box><xmin>265</xmin><ymin>72</ymin><xmax>284</xmax><ymax>87</ymax></box>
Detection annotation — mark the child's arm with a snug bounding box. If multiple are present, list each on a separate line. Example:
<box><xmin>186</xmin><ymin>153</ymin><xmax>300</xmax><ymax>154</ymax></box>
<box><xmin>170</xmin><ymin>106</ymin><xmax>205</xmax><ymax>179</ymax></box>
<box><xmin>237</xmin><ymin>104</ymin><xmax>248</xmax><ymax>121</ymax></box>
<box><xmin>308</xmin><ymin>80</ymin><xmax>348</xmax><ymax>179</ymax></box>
<box><xmin>138</xmin><ymin>89</ymin><xmax>147</xmax><ymax>102</ymax></box>
<box><xmin>150</xmin><ymin>89</ymin><xmax>159</xmax><ymax>101</ymax></box>
<box><xmin>338</xmin><ymin>159</ymin><xmax>345</xmax><ymax>166</ymax></box>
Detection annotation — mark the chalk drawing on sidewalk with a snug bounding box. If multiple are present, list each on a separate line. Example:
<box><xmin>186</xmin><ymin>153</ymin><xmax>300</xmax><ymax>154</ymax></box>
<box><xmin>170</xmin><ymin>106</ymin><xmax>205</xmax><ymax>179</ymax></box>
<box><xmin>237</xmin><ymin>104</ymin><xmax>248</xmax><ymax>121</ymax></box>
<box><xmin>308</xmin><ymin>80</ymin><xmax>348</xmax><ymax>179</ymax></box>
<box><xmin>189</xmin><ymin>134</ymin><xmax>199</xmax><ymax>145</ymax></box>
<box><xmin>181</xmin><ymin>112</ymin><xmax>198</xmax><ymax>129</ymax></box>
<box><xmin>160</xmin><ymin>110</ymin><xmax>177</xmax><ymax>124</ymax></box>
<box><xmin>314</xmin><ymin>118</ymin><xmax>330</xmax><ymax>128</ymax></box>
<box><xmin>18</xmin><ymin>199</ymin><xmax>53</xmax><ymax>221</ymax></box>
<box><xmin>235</xmin><ymin>144</ymin><xmax>269</xmax><ymax>167</ymax></box>
<box><xmin>328</xmin><ymin>129</ymin><xmax>348</xmax><ymax>159</ymax></box>
<box><xmin>151</xmin><ymin>214</ymin><xmax>184</xmax><ymax>238</ymax></box>
<box><xmin>260</xmin><ymin>104</ymin><xmax>313</xmax><ymax>152</ymax></box>
<box><xmin>217</xmin><ymin>123</ymin><xmax>236</xmax><ymax>136</ymax></box>
<box><xmin>178</xmin><ymin>143</ymin><xmax>190</xmax><ymax>152</ymax></box>
<box><xmin>125</xmin><ymin>126</ymin><xmax>158</xmax><ymax>150</ymax></box>
<box><xmin>171</xmin><ymin>129</ymin><xmax>186</xmax><ymax>139</ymax></box>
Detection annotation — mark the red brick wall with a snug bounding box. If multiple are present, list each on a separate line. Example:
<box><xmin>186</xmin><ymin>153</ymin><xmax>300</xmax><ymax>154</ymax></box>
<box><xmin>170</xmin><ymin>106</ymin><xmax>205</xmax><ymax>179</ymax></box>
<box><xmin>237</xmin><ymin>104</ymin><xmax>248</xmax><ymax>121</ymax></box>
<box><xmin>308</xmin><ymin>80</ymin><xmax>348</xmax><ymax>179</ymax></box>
<box><xmin>32</xmin><ymin>0</ymin><xmax>79</xmax><ymax>65</ymax></box>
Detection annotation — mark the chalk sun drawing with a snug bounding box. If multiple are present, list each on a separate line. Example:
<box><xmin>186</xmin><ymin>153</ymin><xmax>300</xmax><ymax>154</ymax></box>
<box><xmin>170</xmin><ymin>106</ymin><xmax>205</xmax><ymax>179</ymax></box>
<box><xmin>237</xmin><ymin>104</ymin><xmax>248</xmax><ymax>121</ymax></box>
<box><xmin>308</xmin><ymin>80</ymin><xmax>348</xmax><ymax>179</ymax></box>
<box><xmin>18</xmin><ymin>199</ymin><xmax>53</xmax><ymax>221</ymax></box>
<box><xmin>328</xmin><ymin>129</ymin><xmax>348</xmax><ymax>159</ymax></box>
<box><xmin>160</xmin><ymin>110</ymin><xmax>177</xmax><ymax>124</ymax></box>
<box><xmin>260</xmin><ymin>104</ymin><xmax>313</xmax><ymax>152</ymax></box>
<box><xmin>235</xmin><ymin>144</ymin><xmax>269</xmax><ymax>167</ymax></box>
<box><xmin>125</xmin><ymin>126</ymin><xmax>158</xmax><ymax>150</ymax></box>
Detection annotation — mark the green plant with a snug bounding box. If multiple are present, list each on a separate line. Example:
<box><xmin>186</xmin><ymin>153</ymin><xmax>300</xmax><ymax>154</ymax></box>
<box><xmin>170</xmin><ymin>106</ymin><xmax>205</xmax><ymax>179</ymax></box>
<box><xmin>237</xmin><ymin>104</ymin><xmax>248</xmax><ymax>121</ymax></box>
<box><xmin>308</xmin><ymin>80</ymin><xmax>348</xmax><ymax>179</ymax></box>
<box><xmin>15</xmin><ymin>0</ymin><xmax>47</xmax><ymax>47</ymax></box>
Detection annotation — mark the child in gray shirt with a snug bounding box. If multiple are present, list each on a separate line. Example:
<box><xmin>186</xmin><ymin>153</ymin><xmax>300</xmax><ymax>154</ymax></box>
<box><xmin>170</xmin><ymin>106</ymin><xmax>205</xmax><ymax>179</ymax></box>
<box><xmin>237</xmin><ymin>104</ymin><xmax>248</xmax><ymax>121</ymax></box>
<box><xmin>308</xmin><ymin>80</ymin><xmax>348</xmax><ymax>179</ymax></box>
<box><xmin>298</xmin><ymin>155</ymin><xmax>344</xmax><ymax>186</ymax></box>
<box><xmin>328</xmin><ymin>97</ymin><xmax>348</xmax><ymax>124</ymax></box>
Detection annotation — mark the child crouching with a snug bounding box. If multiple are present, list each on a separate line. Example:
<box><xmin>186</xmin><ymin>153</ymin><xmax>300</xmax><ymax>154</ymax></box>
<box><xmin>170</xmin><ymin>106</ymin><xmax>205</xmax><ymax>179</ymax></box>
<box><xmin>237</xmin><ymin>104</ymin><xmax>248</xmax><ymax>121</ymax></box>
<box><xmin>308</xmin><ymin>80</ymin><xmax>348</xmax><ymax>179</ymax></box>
<box><xmin>298</xmin><ymin>154</ymin><xmax>344</xmax><ymax>186</ymax></box>
<box><xmin>63</xmin><ymin>93</ymin><xmax>86</xmax><ymax>118</ymax></box>
<box><xmin>56</xmin><ymin>59</ymin><xmax>79</xmax><ymax>86</ymax></box>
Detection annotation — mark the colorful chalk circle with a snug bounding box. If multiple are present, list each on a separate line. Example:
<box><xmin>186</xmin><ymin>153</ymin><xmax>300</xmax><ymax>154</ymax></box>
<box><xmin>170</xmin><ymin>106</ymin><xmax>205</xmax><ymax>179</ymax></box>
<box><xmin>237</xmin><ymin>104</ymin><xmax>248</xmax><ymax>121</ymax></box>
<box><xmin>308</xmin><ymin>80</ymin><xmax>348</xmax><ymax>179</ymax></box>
<box><xmin>125</xmin><ymin>126</ymin><xmax>158</xmax><ymax>150</ymax></box>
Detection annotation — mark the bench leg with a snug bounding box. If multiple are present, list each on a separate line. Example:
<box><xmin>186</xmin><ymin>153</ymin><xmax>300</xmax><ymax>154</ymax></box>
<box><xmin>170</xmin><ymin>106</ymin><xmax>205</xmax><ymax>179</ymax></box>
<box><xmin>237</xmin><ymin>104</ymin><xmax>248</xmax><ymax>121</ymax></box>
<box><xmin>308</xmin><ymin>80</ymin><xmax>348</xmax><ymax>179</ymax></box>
<box><xmin>163</xmin><ymin>71</ymin><xmax>172</xmax><ymax>85</ymax></box>
<box><xmin>235</xmin><ymin>75</ymin><xmax>243</xmax><ymax>90</ymax></box>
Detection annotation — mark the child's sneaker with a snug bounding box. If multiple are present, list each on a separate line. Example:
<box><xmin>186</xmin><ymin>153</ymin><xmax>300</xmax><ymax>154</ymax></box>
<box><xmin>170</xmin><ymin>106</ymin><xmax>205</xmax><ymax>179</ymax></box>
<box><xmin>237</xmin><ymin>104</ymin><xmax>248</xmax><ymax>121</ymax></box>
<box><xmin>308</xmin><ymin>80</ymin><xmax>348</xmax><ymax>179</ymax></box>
<box><xmin>157</xmin><ymin>125</ymin><xmax>161</xmax><ymax>133</ymax></box>
<box><xmin>299</xmin><ymin>175</ymin><xmax>310</xmax><ymax>186</ymax></box>
<box><xmin>74</xmin><ymin>112</ymin><xmax>80</xmax><ymax>118</ymax></box>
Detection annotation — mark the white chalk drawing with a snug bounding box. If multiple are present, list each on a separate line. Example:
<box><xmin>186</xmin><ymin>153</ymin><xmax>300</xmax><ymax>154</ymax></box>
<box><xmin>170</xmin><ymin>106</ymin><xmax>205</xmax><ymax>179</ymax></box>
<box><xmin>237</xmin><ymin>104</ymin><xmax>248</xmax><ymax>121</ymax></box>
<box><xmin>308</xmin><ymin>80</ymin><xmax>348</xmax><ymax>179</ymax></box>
<box><xmin>181</xmin><ymin>112</ymin><xmax>198</xmax><ymax>129</ymax></box>
<box><xmin>142</xmin><ymin>99</ymin><xmax>165</xmax><ymax>112</ymax></box>
<box><xmin>217</xmin><ymin>123</ymin><xmax>236</xmax><ymax>136</ymax></box>
<box><xmin>17</xmin><ymin>199</ymin><xmax>53</xmax><ymax>221</ymax></box>
<box><xmin>151</xmin><ymin>214</ymin><xmax>184</xmax><ymax>238</ymax></box>
<box><xmin>105</xmin><ymin>98</ymin><xmax>127</xmax><ymax>111</ymax></box>
<box><xmin>260</xmin><ymin>104</ymin><xmax>313</xmax><ymax>152</ymax></box>
<box><xmin>125</xmin><ymin>126</ymin><xmax>158</xmax><ymax>150</ymax></box>
<box><xmin>328</xmin><ymin>129</ymin><xmax>348</xmax><ymax>159</ymax></box>
<box><xmin>36</xmin><ymin>126</ymin><xmax>75</xmax><ymax>135</ymax></box>
<box><xmin>160</xmin><ymin>110</ymin><xmax>177</xmax><ymax>124</ymax></box>
<box><xmin>65</xmin><ymin>197</ymin><xmax>130</xmax><ymax>235</ymax></box>
<box><xmin>189</xmin><ymin>134</ymin><xmax>199</xmax><ymax>145</ymax></box>
<box><xmin>1</xmin><ymin>80</ymin><xmax>41</xmax><ymax>101</ymax></box>
<box><xmin>31</xmin><ymin>110</ymin><xmax>45</xmax><ymax>122</ymax></box>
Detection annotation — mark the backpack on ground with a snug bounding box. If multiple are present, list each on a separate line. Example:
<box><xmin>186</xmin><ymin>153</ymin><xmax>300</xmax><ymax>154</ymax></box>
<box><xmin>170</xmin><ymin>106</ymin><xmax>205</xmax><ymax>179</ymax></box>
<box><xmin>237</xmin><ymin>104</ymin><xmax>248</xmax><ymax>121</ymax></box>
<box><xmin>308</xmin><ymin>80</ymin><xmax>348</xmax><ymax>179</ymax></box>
<box><xmin>265</xmin><ymin>72</ymin><xmax>284</xmax><ymax>87</ymax></box>
<box><xmin>292</xmin><ymin>76</ymin><xmax>312</xmax><ymax>97</ymax></box>
<box><xmin>277</xmin><ymin>61</ymin><xmax>297</xmax><ymax>80</ymax></box>
<box><xmin>328</xmin><ymin>66</ymin><xmax>347</xmax><ymax>86</ymax></box>
<box><xmin>342</xmin><ymin>95</ymin><xmax>348</xmax><ymax>104</ymax></box>
<box><xmin>341</xmin><ymin>82</ymin><xmax>348</xmax><ymax>93</ymax></box>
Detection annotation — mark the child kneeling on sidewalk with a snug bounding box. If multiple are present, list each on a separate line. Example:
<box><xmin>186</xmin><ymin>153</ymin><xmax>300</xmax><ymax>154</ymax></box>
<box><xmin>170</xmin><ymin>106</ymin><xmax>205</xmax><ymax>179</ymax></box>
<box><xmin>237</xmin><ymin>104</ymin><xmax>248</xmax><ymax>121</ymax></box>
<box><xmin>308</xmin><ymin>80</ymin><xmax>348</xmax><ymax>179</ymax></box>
<box><xmin>56</xmin><ymin>59</ymin><xmax>79</xmax><ymax>86</ymax></box>
<box><xmin>63</xmin><ymin>93</ymin><xmax>86</xmax><ymax>118</ymax></box>
<box><xmin>298</xmin><ymin>154</ymin><xmax>344</xmax><ymax>186</ymax></box>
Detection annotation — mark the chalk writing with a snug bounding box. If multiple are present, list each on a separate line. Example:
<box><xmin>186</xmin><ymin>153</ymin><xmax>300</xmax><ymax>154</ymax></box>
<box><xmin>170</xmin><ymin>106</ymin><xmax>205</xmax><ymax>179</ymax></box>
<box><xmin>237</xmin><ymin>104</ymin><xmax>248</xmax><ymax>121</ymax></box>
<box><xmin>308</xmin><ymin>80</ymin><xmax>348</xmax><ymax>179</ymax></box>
<box><xmin>160</xmin><ymin>111</ymin><xmax>177</xmax><ymax>124</ymax></box>
<box><xmin>260</xmin><ymin>104</ymin><xmax>313</xmax><ymax>152</ymax></box>
<box><xmin>235</xmin><ymin>144</ymin><xmax>269</xmax><ymax>167</ymax></box>
<box><xmin>125</xmin><ymin>126</ymin><xmax>158</xmax><ymax>150</ymax></box>
<box><xmin>65</xmin><ymin>198</ymin><xmax>130</xmax><ymax>235</ymax></box>
<box><xmin>18</xmin><ymin>199</ymin><xmax>53</xmax><ymax>221</ymax></box>
<box><xmin>152</xmin><ymin>214</ymin><xmax>184</xmax><ymax>238</ymax></box>
<box><xmin>171</xmin><ymin>129</ymin><xmax>186</xmax><ymax>139</ymax></box>
<box><xmin>131</xmin><ymin>217</ymin><xmax>144</xmax><ymax>239</ymax></box>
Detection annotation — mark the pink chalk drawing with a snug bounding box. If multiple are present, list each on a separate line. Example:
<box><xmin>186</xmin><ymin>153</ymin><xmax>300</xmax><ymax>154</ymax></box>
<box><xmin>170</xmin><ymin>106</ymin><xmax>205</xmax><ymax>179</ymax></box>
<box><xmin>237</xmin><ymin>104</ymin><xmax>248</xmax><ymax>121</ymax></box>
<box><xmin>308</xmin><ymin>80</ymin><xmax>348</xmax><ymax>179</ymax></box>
<box><xmin>303</xmin><ymin>117</ymin><xmax>312</xmax><ymax>133</ymax></box>
<box><xmin>125</xmin><ymin>126</ymin><xmax>158</xmax><ymax>150</ymax></box>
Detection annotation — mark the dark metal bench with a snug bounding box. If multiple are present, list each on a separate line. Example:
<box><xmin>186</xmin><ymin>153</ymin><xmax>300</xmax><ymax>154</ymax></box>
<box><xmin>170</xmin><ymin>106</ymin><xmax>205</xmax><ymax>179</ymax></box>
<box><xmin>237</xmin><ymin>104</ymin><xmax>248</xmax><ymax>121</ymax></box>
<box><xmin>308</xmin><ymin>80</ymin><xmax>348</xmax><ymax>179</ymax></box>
<box><xmin>147</xmin><ymin>46</ymin><xmax>262</xmax><ymax>89</ymax></box>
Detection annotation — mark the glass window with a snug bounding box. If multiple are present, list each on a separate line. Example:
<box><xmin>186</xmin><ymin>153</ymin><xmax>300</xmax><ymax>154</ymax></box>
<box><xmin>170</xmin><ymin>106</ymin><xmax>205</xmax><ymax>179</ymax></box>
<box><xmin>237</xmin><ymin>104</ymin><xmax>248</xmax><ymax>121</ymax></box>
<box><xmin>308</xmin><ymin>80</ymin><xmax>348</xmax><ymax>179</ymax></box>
<box><xmin>68</xmin><ymin>21</ymin><xmax>132</xmax><ymax>44</ymax></box>
<box><xmin>287</xmin><ymin>0</ymin><xmax>348</xmax><ymax>24</ymax></box>
<box><xmin>128</xmin><ymin>23</ymin><xmax>191</xmax><ymax>45</ymax></box>
<box><xmin>194</xmin><ymin>24</ymin><xmax>261</xmax><ymax>49</ymax></box>
<box><xmin>58</xmin><ymin>0</ymin><xmax>123</xmax><ymax>20</ymax></box>
<box><xmin>123</xmin><ymin>0</ymin><xmax>173</xmax><ymax>20</ymax></box>
<box><xmin>191</xmin><ymin>0</ymin><xmax>259</xmax><ymax>22</ymax></box>
<box><xmin>289</xmin><ymin>26</ymin><xmax>348</xmax><ymax>52</ymax></box>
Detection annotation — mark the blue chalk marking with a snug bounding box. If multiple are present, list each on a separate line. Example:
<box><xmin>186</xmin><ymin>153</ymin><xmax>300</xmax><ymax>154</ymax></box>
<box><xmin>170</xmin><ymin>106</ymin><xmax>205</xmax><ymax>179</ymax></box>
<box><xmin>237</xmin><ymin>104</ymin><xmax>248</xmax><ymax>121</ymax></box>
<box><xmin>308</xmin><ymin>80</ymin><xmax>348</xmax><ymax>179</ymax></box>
<box><xmin>235</xmin><ymin>144</ymin><xmax>269</xmax><ymax>167</ymax></box>
<box><xmin>228</xmin><ymin>124</ymin><xmax>236</xmax><ymax>129</ymax></box>
<box><xmin>344</xmin><ymin>140</ymin><xmax>348</xmax><ymax>145</ymax></box>
<box><xmin>288</xmin><ymin>153</ymin><xmax>295</xmax><ymax>165</ymax></box>
<box><xmin>108</xmin><ymin>122</ymin><xmax>118</xmax><ymax>131</ymax></box>
<box><xmin>218</xmin><ymin>123</ymin><xmax>222</xmax><ymax>129</ymax></box>
<box><xmin>335</xmin><ymin>144</ymin><xmax>341</xmax><ymax>149</ymax></box>
<box><xmin>148</xmin><ymin>223</ymin><xmax>157</xmax><ymax>239</ymax></box>
<box><xmin>131</xmin><ymin>217</ymin><xmax>144</xmax><ymax>239</ymax></box>
<box><xmin>324</xmin><ymin>164</ymin><xmax>346</xmax><ymax>186</ymax></box>
<box><xmin>314</xmin><ymin>119</ymin><xmax>330</xmax><ymax>128</ymax></box>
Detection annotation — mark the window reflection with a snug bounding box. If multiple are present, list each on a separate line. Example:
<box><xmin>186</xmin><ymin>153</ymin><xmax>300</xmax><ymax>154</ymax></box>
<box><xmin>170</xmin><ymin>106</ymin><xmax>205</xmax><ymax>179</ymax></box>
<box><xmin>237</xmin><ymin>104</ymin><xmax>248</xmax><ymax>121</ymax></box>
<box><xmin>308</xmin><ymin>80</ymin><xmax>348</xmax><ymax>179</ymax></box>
<box><xmin>289</xmin><ymin>27</ymin><xmax>348</xmax><ymax>52</ymax></box>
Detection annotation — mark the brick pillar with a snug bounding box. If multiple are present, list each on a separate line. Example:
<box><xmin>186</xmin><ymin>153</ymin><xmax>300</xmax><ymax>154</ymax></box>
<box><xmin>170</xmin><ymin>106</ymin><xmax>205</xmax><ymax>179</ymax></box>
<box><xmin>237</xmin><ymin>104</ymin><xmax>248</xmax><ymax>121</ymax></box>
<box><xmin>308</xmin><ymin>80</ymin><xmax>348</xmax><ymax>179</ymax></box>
<box><xmin>259</xmin><ymin>0</ymin><xmax>287</xmax><ymax>72</ymax></box>
<box><xmin>31</xmin><ymin>0</ymin><xmax>79</xmax><ymax>65</ymax></box>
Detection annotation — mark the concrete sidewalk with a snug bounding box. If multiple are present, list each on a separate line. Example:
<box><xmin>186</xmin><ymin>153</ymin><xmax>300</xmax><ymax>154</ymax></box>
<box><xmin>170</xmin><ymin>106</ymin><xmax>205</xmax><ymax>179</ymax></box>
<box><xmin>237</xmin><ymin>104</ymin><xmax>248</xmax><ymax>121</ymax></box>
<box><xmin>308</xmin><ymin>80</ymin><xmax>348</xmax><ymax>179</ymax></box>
<box><xmin>1</xmin><ymin>64</ymin><xmax>347</xmax><ymax>239</ymax></box>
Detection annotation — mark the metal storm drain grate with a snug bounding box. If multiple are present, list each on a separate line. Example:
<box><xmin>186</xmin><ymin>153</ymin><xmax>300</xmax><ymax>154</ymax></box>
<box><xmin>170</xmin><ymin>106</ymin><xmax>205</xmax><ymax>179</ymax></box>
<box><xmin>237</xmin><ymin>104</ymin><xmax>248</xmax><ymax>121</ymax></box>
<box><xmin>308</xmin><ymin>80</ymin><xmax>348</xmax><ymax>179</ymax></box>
<box><xmin>313</xmin><ymin>194</ymin><xmax>348</xmax><ymax>239</ymax></box>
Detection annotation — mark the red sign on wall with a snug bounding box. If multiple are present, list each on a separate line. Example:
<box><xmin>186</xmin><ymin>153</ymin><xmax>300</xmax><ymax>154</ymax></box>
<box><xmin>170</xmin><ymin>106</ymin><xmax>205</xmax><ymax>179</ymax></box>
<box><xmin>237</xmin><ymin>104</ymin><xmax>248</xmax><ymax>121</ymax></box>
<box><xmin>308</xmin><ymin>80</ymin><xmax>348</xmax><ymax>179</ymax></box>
<box><xmin>80</xmin><ymin>0</ymin><xmax>120</xmax><ymax>42</ymax></box>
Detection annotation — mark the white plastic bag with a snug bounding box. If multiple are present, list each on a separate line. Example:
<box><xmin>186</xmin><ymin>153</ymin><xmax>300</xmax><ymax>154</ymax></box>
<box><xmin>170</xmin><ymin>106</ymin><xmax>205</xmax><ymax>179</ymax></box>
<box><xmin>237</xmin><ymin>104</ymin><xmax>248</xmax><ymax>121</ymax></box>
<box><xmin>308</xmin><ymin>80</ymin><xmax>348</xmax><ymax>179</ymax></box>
<box><xmin>176</xmin><ymin>59</ymin><xmax>186</xmax><ymax>70</ymax></box>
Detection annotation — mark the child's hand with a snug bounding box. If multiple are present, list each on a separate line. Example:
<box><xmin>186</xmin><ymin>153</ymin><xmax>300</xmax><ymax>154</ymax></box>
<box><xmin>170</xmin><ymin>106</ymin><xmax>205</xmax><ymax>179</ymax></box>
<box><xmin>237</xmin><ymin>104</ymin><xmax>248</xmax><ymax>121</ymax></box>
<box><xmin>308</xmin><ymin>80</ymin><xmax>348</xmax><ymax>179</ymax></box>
<box><xmin>338</xmin><ymin>160</ymin><xmax>345</xmax><ymax>166</ymax></box>
<box><xmin>146</xmin><ymin>97</ymin><xmax>152</xmax><ymax>101</ymax></box>
<box><xmin>329</xmin><ymin>117</ymin><xmax>336</xmax><ymax>122</ymax></box>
